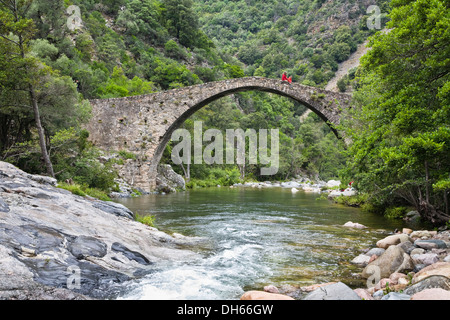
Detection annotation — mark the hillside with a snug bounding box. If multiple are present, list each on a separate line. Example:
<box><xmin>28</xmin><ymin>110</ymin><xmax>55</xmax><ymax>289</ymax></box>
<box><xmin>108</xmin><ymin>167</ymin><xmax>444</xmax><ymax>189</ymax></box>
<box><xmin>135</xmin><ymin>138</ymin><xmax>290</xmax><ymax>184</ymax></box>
<box><xmin>1</xmin><ymin>0</ymin><xmax>387</xmax><ymax>194</ymax></box>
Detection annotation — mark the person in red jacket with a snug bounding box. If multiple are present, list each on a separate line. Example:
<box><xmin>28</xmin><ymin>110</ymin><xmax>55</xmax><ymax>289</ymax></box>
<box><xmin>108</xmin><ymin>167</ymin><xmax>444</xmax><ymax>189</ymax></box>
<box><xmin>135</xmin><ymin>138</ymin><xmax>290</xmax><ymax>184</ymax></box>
<box><xmin>282</xmin><ymin>72</ymin><xmax>288</xmax><ymax>81</ymax></box>
<box><xmin>288</xmin><ymin>76</ymin><xmax>292</xmax><ymax>84</ymax></box>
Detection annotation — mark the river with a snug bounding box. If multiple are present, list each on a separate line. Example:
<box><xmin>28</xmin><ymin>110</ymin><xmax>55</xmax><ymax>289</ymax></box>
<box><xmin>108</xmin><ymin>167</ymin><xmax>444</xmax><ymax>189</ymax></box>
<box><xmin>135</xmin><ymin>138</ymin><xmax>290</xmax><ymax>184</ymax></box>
<box><xmin>115</xmin><ymin>187</ymin><xmax>413</xmax><ymax>300</ymax></box>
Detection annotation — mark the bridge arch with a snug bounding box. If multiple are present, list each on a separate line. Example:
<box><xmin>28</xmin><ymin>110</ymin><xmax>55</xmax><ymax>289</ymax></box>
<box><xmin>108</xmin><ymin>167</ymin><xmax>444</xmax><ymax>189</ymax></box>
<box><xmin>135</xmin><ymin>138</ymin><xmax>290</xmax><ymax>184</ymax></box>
<box><xmin>86</xmin><ymin>77</ymin><xmax>351</xmax><ymax>192</ymax></box>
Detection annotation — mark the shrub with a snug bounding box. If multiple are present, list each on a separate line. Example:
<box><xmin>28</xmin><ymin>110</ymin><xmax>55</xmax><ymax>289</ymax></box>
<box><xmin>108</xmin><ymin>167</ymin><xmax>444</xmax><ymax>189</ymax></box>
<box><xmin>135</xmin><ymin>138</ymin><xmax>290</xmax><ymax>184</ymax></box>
<box><xmin>334</xmin><ymin>193</ymin><xmax>368</xmax><ymax>207</ymax></box>
<box><xmin>337</xmin><ymin>77</ymin><xmax>348</xmax><ymax>92</ymax></box>
<box><xmin>384</xmin><ymin>207</ymin><xmax>408</xmax><ymax>219</ymax></box>
<box><xmin>57</xmin><ymin>182</ymin><xmax>111</xmax><ymax>201</ymax></box>
<box><xmin>165</xmin><ymin>40</ymin><xmax>187</xmax><ymax>60</ymax></box>
<box><xmin>135</xmin><ymin>214</ymin><xmax>156</xmax><ymax>227</ymax></box>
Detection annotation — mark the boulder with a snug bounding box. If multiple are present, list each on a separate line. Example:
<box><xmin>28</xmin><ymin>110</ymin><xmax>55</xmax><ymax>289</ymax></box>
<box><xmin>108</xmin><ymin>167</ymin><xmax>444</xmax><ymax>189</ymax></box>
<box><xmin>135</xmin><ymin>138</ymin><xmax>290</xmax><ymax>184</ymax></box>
<box><xmin>411</xmin><ymin>253</ymin><xmax>439</xmax><ymax>266</ymax></box>
<box><xmin>263</xmin><ymin>285</ymin><xmax>279</xmax><ymax>294</ymax></box>
<box><xmin>397</xmin><ymin>240</ymin><xmax>415</xmax><ymax>254</ymax></box>
<box><xmin>372</xmin><ymin>289</ymin><xmax>384</xmax><ymax>300</ymax></box>
<box><xmin>374</xmin><ymin>278</ymin><xmax>390</xmax><ymax>291</ymax></box>
<box><xmin>402</xmin><ymin>228</ymin><xmax>413</xmax><ymax>235</ymax></box>
<box><xmin>111</xmin><ymin>242</ymin><xmax>152</xmax><ymax>265</ymax></box>
<box><xmin>303</xmin><ymin>282</ymin><xmax>361</xmax><ymax>300</ymax></box>
<box><xmin>414</xmin><ymin>239</ymin><xmax>447</xmax><ymax>250</ymax></box>
<box><xmin>376</xmin><ymin>234</ymin><xmax>411</xmax><ymax>249</ymax></box>
<box><xmin>410</xmin><ymin>230</ymin><xmax>430</xmax><ymax>239</ymax></box>
<box><xmin>405</xmin><ymin>211</ymin><xmax>421</xmax><ymax>224</ymax></box>
<box><xmin>343</xmin><ymin>221</ymin><xmax>367</xmax><ymax>229</ymax></box>
<box><xmin>404</xmin><ymin>275</ymin><xmax>450</xmax><ymax>296</ymax></box>
<box><xmin>389</xmin><ymin>272</ymin><xmax>408</xmax><ymax>285</ymax></box>
<box><xmin>351</xmin><ymin>254</ymin><xmax>371</xmax><ymax>267</ymax></box>
<box><xmin>326</xmin><ymin>180</ymin><xmax>341</xmax><ymax>188</ymax></box>
<box><xmin>362</xmin><ymin>245</ymin><xmax>414</xmax><ymax>279</ymax></box>
<box><xmin>327</xmin><ymin>190</ymin><xmax>343</xmax><ymax>198</ymax></box>
<box><xmin>411</xmin><ymin>288</ymin><xmax>450</xmax><ymax>300</ymax></box>
<box><xmin>412</xmin><ymin>262</ymin><xmax>450</xmax><ymax>284</ymax></box>
<box><xmin>366</xmin><ymin>248</ymin><xmax>385</xmax><ymax>257</ymax></box>
<box><xmin>410</xmin><ymin>230</ymin><xmax>437</xmax><ymax>239</ymax></box>
<box><xmin>281</xmin><ymin>181</ymin><xmax>301</xmax><ymax>188</ymax></box>
<box><xmin>240</xmin><ymin>291</ymin><xmax>295</xmax><ymax>300</ymax></box>
<box><xmin>353</xmin><ymin>288</ymin><xmax>374</xmax><ymax>300</ymax></box>
<box><xmin>155</xmin><ymin>164</ymin><xmax>185</xmax><ymax>193</ymax></box>
<box><xmin>410</xmin><ymin>248</ymin><xmax>426</xmax><ymax>256</ymax></box>
<box><xmin>342</xmin><ymin>189</ymin><xmax>357</xmax><ymax>197</ymax></box>
<box><xmin>91</xmin><ymin>200</ymin><xmax>135</xmax><ymax>219</ymax></box>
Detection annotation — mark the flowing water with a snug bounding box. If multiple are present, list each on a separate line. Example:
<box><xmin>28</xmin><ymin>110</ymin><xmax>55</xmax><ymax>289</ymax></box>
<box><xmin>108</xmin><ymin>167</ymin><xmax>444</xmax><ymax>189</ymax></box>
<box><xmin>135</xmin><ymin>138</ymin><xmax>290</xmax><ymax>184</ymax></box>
<box><xmin>115</xmin><ymin>187</ymin><xmax>414</xmax><ymax>300</ymax></box>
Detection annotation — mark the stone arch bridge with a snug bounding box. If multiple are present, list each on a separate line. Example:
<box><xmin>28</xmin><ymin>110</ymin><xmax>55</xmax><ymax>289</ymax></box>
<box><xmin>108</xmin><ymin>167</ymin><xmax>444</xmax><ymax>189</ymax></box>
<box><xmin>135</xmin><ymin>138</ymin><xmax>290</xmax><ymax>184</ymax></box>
<box><xmin>86</xmin><ymin>77</ymin><xmax>351</xmax><ymax>192</ymax></box>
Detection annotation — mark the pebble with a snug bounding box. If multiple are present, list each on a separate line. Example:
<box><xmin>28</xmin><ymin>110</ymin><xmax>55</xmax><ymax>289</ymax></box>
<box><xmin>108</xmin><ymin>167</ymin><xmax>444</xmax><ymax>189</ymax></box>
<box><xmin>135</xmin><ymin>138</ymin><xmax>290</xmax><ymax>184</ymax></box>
<box><xmin>414</xmin><ymin>239</ymin><xmax>447</xmax><ymax>250</ymax></box>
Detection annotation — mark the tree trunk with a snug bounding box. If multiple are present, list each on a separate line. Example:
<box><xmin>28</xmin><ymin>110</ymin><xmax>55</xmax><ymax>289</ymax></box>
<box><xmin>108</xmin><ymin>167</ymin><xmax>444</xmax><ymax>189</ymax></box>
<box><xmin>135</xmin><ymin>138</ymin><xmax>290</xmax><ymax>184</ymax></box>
<box><xmin>419</xmin><ymin>200</ymin><xmax>450</xmax><ymax>226</ymax></box>
<box><xmin>239</xmin><ymin>163</ymin><xmax>245</xmax><ymax>180</ymax></box>
<box><xmin>12</xmin><ymin>1</ymin><xmax>55</xmax><ymax>178</ymax></box>
<box><xmin>179</xmin><ymin>162</ymin><xmax>190</xmax><ymax>183</ymax></box>
<box><xmin>29</xmin><ymin>84</ymin><xmax>55</xmax><ymax>178</ymax></box>
<box><xmin>424</xmin><ymin>160</ymin><xmax>430</xmax><ymax>204</ymax></box>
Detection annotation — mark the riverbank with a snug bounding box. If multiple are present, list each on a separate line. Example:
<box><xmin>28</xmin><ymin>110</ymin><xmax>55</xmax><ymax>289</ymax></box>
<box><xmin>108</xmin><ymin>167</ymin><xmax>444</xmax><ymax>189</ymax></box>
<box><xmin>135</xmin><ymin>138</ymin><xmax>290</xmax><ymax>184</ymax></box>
<box><xmin>230</xmin><ymin>178</ymin><xmax>354</xmax><ymax>196</ymax></box>
<box><xmin>242</xmin><ymin>227</ymin><xmax>450</xmax><ymax>300</ymax></box>
<box><xmin>2</xmin><ymin>160</ymin><xmax>449</xmax><ymax>300</ymax></box>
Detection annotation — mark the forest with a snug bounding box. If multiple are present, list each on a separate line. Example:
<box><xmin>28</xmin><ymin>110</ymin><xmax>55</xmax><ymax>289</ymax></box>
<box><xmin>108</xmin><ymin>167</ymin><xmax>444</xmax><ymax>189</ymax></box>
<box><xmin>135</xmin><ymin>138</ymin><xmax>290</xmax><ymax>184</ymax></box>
<box><xmin>0</xmin><ymin>0</ymin><xmax>448</xmax><ymax>225</ymax></box>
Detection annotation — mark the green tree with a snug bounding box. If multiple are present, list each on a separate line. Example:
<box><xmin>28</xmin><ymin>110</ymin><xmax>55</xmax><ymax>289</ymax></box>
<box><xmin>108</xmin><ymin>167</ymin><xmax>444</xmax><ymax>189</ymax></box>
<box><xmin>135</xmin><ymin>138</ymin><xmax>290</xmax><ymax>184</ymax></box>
<box><xmin>0</xmin><ymin>0</ymin><xmax>54</xmax><ymax>177</ymax></box>
<box><xmin>341</xmin><ymin>0</ymin><xmax>450</xmax><ymax>225</ymax></box>
<box><xmin>163</xmin><ymin>0</ymin><xmax>200</xmax><ymax>48</ymax></box>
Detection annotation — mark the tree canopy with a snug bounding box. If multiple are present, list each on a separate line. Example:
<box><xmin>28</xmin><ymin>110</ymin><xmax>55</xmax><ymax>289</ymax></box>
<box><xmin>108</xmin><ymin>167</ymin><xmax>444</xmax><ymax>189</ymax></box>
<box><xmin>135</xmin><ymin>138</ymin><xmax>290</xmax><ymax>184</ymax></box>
<box><xmin>341</xmin><ymin>0</ymin><xmax>450</xmax><ymax>225</ymax></box>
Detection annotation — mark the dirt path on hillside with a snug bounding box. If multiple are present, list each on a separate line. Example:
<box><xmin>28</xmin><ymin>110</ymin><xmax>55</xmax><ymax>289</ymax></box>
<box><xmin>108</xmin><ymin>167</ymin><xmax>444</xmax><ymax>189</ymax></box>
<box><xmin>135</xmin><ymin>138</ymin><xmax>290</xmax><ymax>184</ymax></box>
<box><xmin>325</xmin><ymin>40</ymin><xmax>369</xmax><ymax>92</ymax></box>
<box><xmin>299</xmin><ymin>41</ymin><xmax>369</xmax><ymax>122</ymax></box>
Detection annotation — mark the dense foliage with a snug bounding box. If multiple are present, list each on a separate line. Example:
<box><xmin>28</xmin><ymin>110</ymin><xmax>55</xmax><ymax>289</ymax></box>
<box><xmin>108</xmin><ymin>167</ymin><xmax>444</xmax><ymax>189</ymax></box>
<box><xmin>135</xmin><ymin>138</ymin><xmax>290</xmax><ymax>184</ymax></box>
<box><xmin>340</xmin><ymin>0</ymin><xmax>449</xmax><ymax>225</ymax></box>
<box><xmin>0</xmin><ymin>0</ymin><xmax>237</xmax><ymax>193</ymax></box>
<box><xmin>2</xmin><ymin>0</ymin><xmax>375</xmax><ymax>192</ymax></box>
<box><xmin>165</xmin><ymin>0</ymin><xmax>388</xmax><ymax>182</ymax></box>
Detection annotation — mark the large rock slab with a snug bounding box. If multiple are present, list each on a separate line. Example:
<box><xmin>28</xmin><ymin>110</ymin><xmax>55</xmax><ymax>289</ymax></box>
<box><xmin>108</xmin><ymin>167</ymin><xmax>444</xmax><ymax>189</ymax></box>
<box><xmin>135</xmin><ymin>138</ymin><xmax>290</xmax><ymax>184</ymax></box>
<box><xmin>0</xmin><ymin>161</ymin><xmax>201</xmax><ymax>299</ymax></box>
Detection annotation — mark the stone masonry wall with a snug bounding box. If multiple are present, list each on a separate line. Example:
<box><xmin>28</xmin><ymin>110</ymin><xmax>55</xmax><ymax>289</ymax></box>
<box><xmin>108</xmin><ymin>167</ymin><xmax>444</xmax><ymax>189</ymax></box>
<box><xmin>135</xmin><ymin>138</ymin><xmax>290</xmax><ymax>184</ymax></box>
<box><xmin>85</xmin><ymin>77</ymin><xmax>351</xmax><ymax>192</ymax></box>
